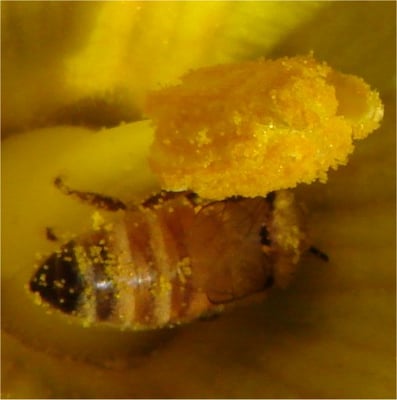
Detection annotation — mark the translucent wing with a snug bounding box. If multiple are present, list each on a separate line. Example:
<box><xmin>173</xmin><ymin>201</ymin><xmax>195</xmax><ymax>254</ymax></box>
<box><xmin>187</xmin><ymin>197</ymin><xmax>274</xmax><ymax>304</ymax></box>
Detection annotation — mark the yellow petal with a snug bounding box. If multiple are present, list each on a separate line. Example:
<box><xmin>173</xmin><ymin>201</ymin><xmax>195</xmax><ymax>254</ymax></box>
<box><xmin>2</xmin><ymin>2</ymin><xmax>324</xmax><ymax>133</ymax></box>
<box><xmin>2</xmin><ymin>2</ymin><xmax>395</xmax><ymax>398</ymax></box>
<box><xmin>146</xmin><ymin>55</ymin><xmax>383</xmax><ymax>199</ymax></box>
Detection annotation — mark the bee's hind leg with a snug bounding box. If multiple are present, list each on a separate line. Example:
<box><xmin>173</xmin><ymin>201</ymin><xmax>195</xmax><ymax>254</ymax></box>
<box><xmin>141</xmin><ymin>190</ymin><xmax>200</xmax><ymax>208</ymax></box>
<box><xmin>54</xmin><ymin>176</ymin><xmax>126</xmax><ymax>211</ymax></box>
<box><xmin>308</xmin><ymin>246</ymin><xmax>329</xmax><ymax>262</ymax></box>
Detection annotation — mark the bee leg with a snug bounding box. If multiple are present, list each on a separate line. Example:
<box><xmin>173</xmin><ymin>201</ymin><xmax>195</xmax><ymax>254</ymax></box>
<box><xmin>259</xmin><ymin>225</ymin><xmax>272</xmax><ymax>246</ymax></box>
<box><xmin>45</xmin><ymin>227</ymin><xmax>58</xmax><ymax>242</ymax></box>
<box><xmin>54</xmin><ymin>176</ymin><xmax>126</xmax><ymax>211</ymax></box>
<box><xmin>142</xmin><ymin>190</ymin><xmax>200</xmax><ymax>208</ymax></box>
<box><xmin>198</xmin><ymin>311</ymin><xmax>221</xmax><ymax>323</ymax></box>
<box><xmin>308</xmin><ymin>246</ymin><xmax>329</xmax><ymax>262</ymax></box>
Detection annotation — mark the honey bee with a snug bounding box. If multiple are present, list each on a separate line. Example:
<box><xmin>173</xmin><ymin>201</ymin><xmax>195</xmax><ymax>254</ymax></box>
<box><xmin>30</xmin><ymin>178</ymin><xmax>310</xmax><ymax>330</ymax></box>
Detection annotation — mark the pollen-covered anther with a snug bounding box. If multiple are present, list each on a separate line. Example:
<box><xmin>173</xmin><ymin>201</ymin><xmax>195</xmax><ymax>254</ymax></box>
<box><xmin>146</xmin><ymin>55</ymin><xmax>383</xmax><ymax>199</ymax></box>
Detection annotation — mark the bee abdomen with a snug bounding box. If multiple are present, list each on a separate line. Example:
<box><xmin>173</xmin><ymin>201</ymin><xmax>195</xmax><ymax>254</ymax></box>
<box><xmin>30</xmin><ymin>191</ymin><xmax>304</xmax><ymax>330</ymax></box>
<box><xmin>108</xmin><ymin>200</ymin><xmax>206</xmax><ymax>329</ymax></box>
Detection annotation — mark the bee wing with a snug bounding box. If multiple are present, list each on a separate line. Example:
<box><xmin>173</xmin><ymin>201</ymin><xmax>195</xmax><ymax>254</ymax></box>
<box><xmin>204</xmin><ymin>255</ymin><xmax>271</xmax><ymax>305</ymax></box>
<box><xmin>188</xmin><ymin>198</ymin><xmax>273</xmax><ymax>304</ymax></box>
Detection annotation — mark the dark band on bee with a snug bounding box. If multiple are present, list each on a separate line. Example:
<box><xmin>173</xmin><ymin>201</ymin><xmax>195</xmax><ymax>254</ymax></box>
<box><xmin>92</xmin><ymin>259</ymin><xmax>116</xmax><ymax>321</ymax></box>
<box><xmin>259</xmin><ymin>225</ymin><xmax>272</xmax><ymax>246</ymax></box>
<box><xmin>265</xmin><ymin>191</ymin><xmax>276</xmax><ymax>209</ymax></box>
<box><xmin>30</xmin><ymin>234</ymin><xmax>118</xmax><ymax>320</ymax></box>
<box><xmin>30</xmin><ymin>241</ymin><xmax>85</xmax><ymax>314</ymax></box>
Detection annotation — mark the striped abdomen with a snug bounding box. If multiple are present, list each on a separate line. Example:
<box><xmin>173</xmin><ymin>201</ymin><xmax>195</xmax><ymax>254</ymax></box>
<box><xmin>30</xmin><ymin>191</ymin><xmax>304</xmax><ymax>330</ymax></box>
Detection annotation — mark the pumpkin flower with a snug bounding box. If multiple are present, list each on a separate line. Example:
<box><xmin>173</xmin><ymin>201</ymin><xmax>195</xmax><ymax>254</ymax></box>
<box><xmin>2</xmin><ymin>2</ymin><xmax>395</xmax><ymax>398</ymax></box>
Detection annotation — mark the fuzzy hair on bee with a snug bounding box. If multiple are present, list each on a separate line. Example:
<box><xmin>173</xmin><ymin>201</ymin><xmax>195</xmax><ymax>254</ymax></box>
<box><xmin>29</xmin><ymin>179</ymin><xmax>307</xmax><ymax>330</ymax></box>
